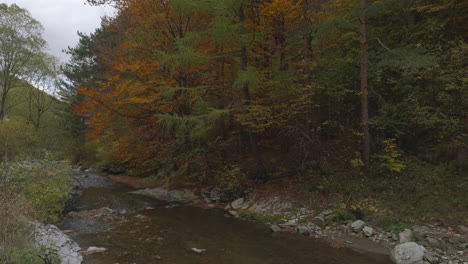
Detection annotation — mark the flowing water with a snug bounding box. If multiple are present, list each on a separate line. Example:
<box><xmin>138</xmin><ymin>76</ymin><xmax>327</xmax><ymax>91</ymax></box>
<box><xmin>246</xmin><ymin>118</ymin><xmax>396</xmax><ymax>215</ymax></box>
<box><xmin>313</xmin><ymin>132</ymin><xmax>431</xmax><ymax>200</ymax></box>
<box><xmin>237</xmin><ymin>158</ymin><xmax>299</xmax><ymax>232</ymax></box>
<box><xmin>60</xmin><ymin>172</ymin><xmax>394</xmax><ymax>264</ymax></box>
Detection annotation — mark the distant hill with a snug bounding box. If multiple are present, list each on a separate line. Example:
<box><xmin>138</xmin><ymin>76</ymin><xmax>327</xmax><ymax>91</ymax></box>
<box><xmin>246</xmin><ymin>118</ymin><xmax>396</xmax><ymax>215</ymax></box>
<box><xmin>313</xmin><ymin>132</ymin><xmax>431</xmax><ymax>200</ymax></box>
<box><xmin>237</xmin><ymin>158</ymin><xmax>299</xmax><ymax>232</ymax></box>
<box><xmin>2</xmin><ymin>80</ymin><xmax>67</xmax><ymax>158</ymax></box>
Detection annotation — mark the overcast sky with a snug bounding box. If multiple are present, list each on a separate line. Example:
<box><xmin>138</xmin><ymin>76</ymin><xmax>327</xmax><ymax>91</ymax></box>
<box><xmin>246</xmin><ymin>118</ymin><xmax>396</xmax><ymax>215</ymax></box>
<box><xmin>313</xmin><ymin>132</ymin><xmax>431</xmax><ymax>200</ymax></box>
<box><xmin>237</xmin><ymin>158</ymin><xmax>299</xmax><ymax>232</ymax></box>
<box><xmin>2</xmin><ymin>0</ymin><xmax>115</xmax><ymax>63</ymax></box>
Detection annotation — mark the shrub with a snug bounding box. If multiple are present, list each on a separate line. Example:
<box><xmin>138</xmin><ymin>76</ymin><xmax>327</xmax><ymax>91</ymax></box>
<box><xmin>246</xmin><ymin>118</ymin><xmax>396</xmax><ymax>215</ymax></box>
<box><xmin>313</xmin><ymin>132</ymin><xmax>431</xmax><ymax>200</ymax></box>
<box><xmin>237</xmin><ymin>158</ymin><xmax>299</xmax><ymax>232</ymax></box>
<box><xmin>0</xmin><ymin>117</ymin><xmax>38</xmax><ymax>161</ymax></box>
<box><xmin>217</xmin><ymin>165</ymin><xmax>248</xmax><ymax>190</ymax></box>
<box><xmin>0</xmin><ymin>161</ymin><xmax>72</xmax><ymax>263</ymax></box>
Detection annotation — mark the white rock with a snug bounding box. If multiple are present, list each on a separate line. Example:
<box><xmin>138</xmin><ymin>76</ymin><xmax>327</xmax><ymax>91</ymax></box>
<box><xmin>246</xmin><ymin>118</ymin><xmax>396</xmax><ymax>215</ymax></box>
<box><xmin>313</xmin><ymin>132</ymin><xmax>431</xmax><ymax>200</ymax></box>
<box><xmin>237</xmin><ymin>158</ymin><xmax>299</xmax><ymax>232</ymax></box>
<box><xmin>228</xmin><ymin>210</ymin><xmax>238</xmax><ymax>217</ymax></box>
<box><xmin>392</xmin><ymin>242</ymin><xmax>426</xmax><ymax>264</ymax></box>
<box><xmin>231</xmin><ymin>198</ymin><xmax>245</xmax><ymax>210</ymax></box>
<box><xmin>85</xmin><ymin>247</ymin><xmax>107</xmax><ymax>255</ymax></box>
<box><xmin>297</xmin><ymin>226</ymin><xmax>310</xmax><ymax>235</ymax></box>
<box><xmin>270</xmin><ymin>225</ymin><xmax>281</xmax><ymax>232</ymax></box>
<box><xmin>400</xmin><ymin>229</ymin><xmax>413</xmax><ymax>243</ymax></box>
<box><xmin>363</xmin><ymin>226</ymin><xmax>374</xmax><ymax>237</ymax></box>
<box><xmin>191</xmin><ymin>248</ymin><xmax>206</xmax><ymax>253</ymax></box>
<box><xmin>351</xmin><ymin>220</ymin><xmax>366</xmax><ymax>233</ymax></box>
<box><xmin>283</xmin><ymin>219</ymin><xmax>298</xmax><ymax>226</ymax></box>
<box><xmin>33</xmin><ymin>222</ymin><xmax>83</xmax><ymax>264</ymax></box>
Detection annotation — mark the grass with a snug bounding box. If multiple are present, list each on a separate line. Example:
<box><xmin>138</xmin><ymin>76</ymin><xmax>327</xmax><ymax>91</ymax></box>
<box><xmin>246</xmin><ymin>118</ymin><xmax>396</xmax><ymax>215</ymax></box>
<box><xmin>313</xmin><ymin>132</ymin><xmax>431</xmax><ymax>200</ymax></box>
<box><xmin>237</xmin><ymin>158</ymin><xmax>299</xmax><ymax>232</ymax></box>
<box><xmin>377</xmin><ymin>215</ymin><xmax>413</xmax><ymax>233</ymax></box>
<box><xmin>0</xmin><ymin>161</ymin><xmax>72</xmax><ymax>264</ymax></box>
<box><xmin>287</xmin><ymin>153</ymin><xmax>467</xmax><ymax>230</ymax></box>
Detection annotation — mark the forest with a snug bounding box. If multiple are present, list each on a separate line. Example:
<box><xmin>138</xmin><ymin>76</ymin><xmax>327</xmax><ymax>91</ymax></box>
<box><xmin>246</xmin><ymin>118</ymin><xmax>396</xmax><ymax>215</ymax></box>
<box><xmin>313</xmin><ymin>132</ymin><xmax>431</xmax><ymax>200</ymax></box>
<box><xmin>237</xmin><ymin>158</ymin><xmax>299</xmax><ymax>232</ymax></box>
<box><xmin>0</xmin><ymin>0</ymin><xmax>465</xmax><ymax>222</ymax></box>
<box><xmin>0</xmin><ymin>0</ymin><xmax>466</xmax><ymax>263</ymax></box>
<box><xmin>64</xmin><ymin>0</ymin><xmax>466</xmax><ymax>215</ymax></box>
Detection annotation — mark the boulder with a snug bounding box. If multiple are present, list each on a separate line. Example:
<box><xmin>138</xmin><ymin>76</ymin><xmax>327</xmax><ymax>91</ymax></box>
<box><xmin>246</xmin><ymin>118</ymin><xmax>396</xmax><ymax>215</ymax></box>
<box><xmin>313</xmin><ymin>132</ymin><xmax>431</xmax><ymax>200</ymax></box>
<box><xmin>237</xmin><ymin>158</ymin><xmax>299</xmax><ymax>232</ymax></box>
<box><xmin>400</xmin><ymin>229</ymin><xmax>413</xmax><ymax>243</ymax></box>
<box><xmin>228</xmin><ymin>210</ymin><xmax>238</xmax><ymax>217</ymax></box>
<box><xmin>33</xmin><ymin>222</ymin><xmax>82</xmax><ymax>264</ymax></box>
<box><xmin>391</xmin><ymin>242</ymin><xmax>426</xmax><ymax>264</ymax></box>
<box><xmin>209</xmin><ymin>188</ymin><xmax>222</xmax><ymax>202</ymax></box>
<box><xmin>231</xmin><ymin>198</ymin><xmax>245</xmax><ymax>210</ymax></box>
<box><xmin>312</xmin><ymin>216</ymin><xmax>325</xmax><ymax>227</ymax></box>
<box><xmin>297</xmin><ymin>226</ymin><xmax>311</xmax><ymax>236</ymax></box>
<box><xmin>270</xmin><ymin>225</ymin><xmax>282</xmax><ymax>232</ymax></box>
<box><xmin>425</xmin><ymin>237</ymin><xmax>440</xmax><ymax>248</ymax></box>
<box><xmin>351</xmin><ymin>220</ymin><xmax>366</xmax><ymax>233</ymax></box>
<box><xmin>283</xmin><ymin>219</ymin><xmax>298</xmax><ymax>227</ymax></box>
<box><xmin>363</xmin><ymin>226</ymin><xmax>374</xmax><ymax>237</ymax></box>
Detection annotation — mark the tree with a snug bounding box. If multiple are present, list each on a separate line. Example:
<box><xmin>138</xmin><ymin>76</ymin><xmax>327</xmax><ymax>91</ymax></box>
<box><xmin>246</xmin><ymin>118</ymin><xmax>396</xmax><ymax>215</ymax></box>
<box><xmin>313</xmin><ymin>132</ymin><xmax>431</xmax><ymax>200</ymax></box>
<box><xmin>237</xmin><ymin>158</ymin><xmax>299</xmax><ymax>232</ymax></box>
<box><xmin>0</xmin><ymin>4</ymin><xmax>51</xmax><ymax>121</ymax></box>
<box><xmin>27</xmin><ymin>53</ymin><xmax>58</xmax><ymax>128</ymax></box>
<box><xmin>359</xmin><ymin>0</ymin><xmax>370</xmax><ymax>169</ymax></box>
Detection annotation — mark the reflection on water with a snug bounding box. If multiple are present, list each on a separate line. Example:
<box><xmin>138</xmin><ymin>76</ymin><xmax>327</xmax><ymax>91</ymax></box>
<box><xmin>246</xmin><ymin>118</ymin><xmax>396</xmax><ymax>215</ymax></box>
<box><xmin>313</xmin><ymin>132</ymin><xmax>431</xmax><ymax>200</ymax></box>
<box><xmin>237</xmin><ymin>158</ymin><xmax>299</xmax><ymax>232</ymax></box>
<box><xmin>60</xmin><ymin>173</ymin><xmax>394</xmax><ymax>264</ymax></box>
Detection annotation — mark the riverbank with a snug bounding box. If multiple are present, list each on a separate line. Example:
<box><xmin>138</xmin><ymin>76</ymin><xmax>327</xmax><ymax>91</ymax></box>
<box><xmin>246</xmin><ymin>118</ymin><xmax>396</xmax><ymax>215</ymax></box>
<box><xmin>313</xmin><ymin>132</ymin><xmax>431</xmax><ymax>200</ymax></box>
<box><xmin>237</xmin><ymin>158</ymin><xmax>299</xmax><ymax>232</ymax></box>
<box><xmin>0</xmin><ymin>161</ymin><xmax>76</xmax><ymax>264</ymax></box>
<box><xmin>108</xmin><ymin>174</ymin><xmax>467</xmax><ymax>264</ymax></box>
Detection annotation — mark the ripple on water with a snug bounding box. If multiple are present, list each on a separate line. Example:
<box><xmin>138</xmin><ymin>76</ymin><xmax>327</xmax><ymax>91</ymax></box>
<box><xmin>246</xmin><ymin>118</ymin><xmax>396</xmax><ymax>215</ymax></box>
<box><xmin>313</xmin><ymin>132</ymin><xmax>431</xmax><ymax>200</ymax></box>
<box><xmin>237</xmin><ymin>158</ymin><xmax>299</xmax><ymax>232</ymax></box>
<box><xmin>60</xmin><ymin>218</ymin><xmax>114</xmax><ymax>234</ymax></box>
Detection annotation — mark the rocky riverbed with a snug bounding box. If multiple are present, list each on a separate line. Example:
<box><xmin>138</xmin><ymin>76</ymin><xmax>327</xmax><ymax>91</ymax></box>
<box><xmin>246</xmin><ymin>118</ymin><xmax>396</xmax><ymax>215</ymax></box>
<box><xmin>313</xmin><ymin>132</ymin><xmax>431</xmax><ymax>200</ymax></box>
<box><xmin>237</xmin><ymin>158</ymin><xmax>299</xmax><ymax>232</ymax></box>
<box><xmin>56</xmin><ymin>170</ymin><xmax>394</xmax><ymax>264</ymax></box>
<box><xmin>130</xmin><ymin>183</ymin><xmax>467</xmax><ymax>264</ymax></box>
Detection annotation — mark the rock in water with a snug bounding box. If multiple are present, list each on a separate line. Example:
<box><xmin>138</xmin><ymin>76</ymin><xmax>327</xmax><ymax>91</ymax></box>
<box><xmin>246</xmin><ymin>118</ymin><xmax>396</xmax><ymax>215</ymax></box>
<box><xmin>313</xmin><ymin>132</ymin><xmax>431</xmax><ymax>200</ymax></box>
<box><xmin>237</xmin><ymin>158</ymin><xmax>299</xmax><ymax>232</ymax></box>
<box><xmin>33</xmin><ymin>222</ymin><xmax>83</xmax><ymax>264</ymax></box>
<box><xmin>270</xmin><ymin>225</ymin><xmax>282</xmax><ymax>232</ymax></box>
<box><xmin>391</xmin><ymin>242</ymin><xmax>425</xmax><ymax>264</ymax></box>
<box><xmin>297</xmin><ymin>226</ymin><xmax>311</xmax><ymax>236</ymax></box>
<box><xmin>191</xmin><ymin>248</ymin><xmax>206</xmax><ymax>254</ymax></box>
<box><xmin>84</xmin><ymin>246</ymin><xmax>107</xmax><ymax>255</ymax></box>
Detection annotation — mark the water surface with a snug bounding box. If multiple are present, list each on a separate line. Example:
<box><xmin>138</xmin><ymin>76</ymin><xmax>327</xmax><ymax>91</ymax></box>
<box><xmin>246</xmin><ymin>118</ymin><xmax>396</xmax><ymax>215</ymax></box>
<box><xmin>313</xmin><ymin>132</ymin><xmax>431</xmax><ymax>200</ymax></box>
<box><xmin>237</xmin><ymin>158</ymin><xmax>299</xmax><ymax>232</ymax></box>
<box><xmin>61</xmin><ymin>172</ymin><xmax>394</xmax><ymax>264</ymax></box>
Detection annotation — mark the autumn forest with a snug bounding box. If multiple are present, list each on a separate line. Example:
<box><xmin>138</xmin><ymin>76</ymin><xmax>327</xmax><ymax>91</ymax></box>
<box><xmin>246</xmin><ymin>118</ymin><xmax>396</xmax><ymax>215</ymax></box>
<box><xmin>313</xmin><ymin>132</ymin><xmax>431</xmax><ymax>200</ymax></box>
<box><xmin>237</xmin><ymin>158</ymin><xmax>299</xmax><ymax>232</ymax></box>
<box><xmin>65</xmin><ymin>0</ymin><xmax>466</xmax><ymax>184</ymax></box>
<box><xmin>0</xmin><ymin>0</ymin><xmax>467</xmax><ymax>263</ymax></box>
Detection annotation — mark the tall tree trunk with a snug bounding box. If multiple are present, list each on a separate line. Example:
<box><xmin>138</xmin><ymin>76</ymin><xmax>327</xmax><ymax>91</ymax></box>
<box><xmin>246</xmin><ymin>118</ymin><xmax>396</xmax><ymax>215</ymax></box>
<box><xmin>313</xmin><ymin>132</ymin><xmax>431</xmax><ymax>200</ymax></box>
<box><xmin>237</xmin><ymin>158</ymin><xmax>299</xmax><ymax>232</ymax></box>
<box><xmin>240</xmin><ymin>3</ymin><xmax>267</xmax><ymax>181</ymax></box>
<box><xmin>0</xmin><ymin>80</ymin><xmax>8</xmax><ymax>121</ymax></box>
<box><xmin>360</xmin><ymin>0</ymin><xmax>370</xmax><ymax>169</ymax></box>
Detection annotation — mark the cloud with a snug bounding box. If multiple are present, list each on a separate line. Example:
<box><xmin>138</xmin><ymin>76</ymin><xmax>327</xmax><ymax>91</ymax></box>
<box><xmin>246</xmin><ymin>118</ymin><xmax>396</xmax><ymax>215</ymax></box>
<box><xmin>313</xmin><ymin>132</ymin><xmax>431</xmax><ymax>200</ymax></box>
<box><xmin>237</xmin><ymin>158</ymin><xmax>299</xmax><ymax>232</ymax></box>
<box><xmin>2</xmin><ymin>0</ymin><xmax>115</xmax><ymax>63</ymax></box>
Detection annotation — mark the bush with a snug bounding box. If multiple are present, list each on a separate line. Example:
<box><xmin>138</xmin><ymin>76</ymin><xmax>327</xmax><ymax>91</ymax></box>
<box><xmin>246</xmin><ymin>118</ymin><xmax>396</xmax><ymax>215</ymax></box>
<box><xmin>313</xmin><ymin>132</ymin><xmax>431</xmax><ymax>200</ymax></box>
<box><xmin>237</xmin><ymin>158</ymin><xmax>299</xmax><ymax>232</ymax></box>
<box><xmin>0</xmin><ymin>117</ymin><xmax>38</xmax><ymax>161</ymax></box>
<box><xmin>216</xmin><ymin>165</ymin><xmax>248</xmax><ymax>190</ymax></box>
<box><xmin>0</xmin><ymin>161</ymin><xmax>72</xmax><ymax>263</ymax></box>
<box><xmin>331</xmin><ymin>208</ymin><xmax>356</xmax><ymax>222</ymax></box>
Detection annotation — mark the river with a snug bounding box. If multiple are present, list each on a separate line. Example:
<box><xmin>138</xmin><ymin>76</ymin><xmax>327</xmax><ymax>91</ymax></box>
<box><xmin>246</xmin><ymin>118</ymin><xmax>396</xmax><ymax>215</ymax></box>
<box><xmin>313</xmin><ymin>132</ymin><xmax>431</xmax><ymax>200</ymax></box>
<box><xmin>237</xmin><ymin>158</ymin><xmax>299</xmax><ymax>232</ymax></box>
<box><xmin>59</xmin><ymin>171</ymin><xmax>394</xmax><ymax>264</ymax></box>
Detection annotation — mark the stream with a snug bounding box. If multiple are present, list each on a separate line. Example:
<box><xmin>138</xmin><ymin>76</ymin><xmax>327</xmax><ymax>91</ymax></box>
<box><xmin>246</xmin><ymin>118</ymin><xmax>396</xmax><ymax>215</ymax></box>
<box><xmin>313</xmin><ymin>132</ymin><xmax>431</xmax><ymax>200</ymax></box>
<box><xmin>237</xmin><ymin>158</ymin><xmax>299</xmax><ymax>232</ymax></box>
<box><xmin>59</xmin><ymin>171</ymin><xmax>394</xmax><ymax>264</ymax></box>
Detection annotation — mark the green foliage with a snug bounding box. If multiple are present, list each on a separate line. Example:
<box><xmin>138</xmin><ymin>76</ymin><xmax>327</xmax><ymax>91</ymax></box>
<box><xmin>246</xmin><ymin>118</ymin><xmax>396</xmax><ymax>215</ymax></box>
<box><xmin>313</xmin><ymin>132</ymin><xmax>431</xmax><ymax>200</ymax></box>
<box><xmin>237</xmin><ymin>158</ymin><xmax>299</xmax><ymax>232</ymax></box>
<box><xmin>6</xmin><ymin>245</ymin><xmax>60</xmax><ymax>264</ymax></box>
<box><xmin>0</xmin><ymin>117</ymin><xmax>38</xmax><ymax>161</ymax></box>
<box><xmin>59</xmin><ymin>0</ymin><xmax>466</xmax><ymax>227</ymax></box>
<box><xmin>8</xmin><ymin>162</ymin><xmax>72</xmax><ymax>222</ymax></box>
<box><xmin>0</xmin><ymin>161</ymin><xmax>72</xmax><ymax>263</ymax></box>
<box><xmin>331</xmin><ymin>208</ymin><xmax>356</xmax><ymax>222</ymax></box>
<box><xmin>375</xmin><ymin>139</ymin><xmax>406</xmax><ymax>173</ymax></box>
<box><xmin>216</xmin><ymin>165</ymin><xmax>248</xmax><ymax>190</ymax></box>
<box><xmin>378</xmin><ymin>215</ymin><xmax>413</xmax><ymax>233</ymax></box>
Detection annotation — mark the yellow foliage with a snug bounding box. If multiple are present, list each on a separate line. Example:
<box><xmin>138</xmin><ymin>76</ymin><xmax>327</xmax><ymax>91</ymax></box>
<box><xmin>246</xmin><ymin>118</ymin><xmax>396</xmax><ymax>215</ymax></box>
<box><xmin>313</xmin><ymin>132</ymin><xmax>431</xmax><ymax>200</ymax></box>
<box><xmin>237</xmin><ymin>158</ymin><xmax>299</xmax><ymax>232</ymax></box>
<box><xmin>235</xmin><ymin>105</ymin><xmax>276</xmax><ymax>132</ymax></box>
